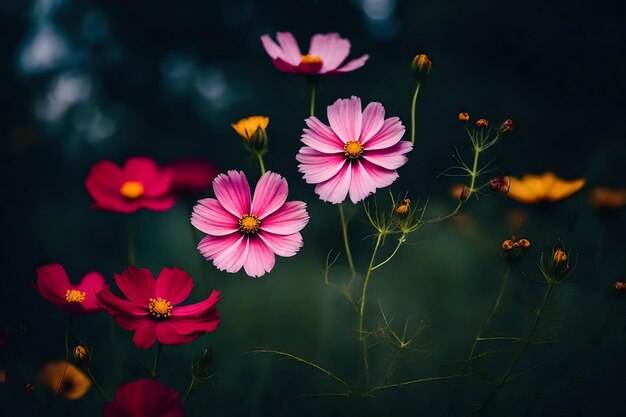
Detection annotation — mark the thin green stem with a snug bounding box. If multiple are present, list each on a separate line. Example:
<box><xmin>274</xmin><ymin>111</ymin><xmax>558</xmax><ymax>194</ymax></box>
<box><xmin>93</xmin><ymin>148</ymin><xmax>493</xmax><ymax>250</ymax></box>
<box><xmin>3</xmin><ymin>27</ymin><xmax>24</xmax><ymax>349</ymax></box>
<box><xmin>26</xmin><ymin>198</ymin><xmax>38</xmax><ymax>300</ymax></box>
<box><xmin>86</xmin><ymin>367</ymin><xmax>110</xmax><ymax>402</ymax></box>
<box><xmin>358</xmin><ymin>233</ymin><xmax>383</xmax><ymax>388</ymax></box>
<box><xmin>372</xmin><ymin>233</ymin><xmax>406</xmax><ymax>270</ymax></box>
<box><xmin>127</xmin><ymin>216</ymin><xmax>136</xmax><ymax>265</ymax></box>
<box><xmin>182</xmin><ymin>377</ymin><xmax>196</xmax><ymax>404</ymax></box>
<box><xmin>151</xmin><ymin>342</ymin><xmax>163</xmax><ymax>379</ymax></box>
<box><xmin>310</xmin><ymin>81</ymin><xmax>317</xmax><ymax>117</ymax></box>
<box><xmin>338</xmin><ymin>203</ymin><xmax>356</xmax><ymax>278</ymax></box>
<box><xmin>256</xmin><ymin>152</ymin><xmax>266</xmax><ymax>175</ymax></box>
<box><xmin>410</xmin><ymin>82</ymin><xmax>421</xmax><ymax>145</ymax></box>
<box><xmin>474</xmin><ymin>282</ymin><xmax>554</xmax><ymax>415</ymax></box>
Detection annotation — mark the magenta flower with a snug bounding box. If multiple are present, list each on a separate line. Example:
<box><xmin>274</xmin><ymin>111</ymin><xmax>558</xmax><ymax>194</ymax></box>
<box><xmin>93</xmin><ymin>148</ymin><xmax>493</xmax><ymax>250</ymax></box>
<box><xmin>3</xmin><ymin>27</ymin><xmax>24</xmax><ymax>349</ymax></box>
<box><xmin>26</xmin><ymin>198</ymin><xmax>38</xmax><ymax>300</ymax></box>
<box><xmin>104</xmin><ymin>379</ymin><xmax>184</xmax><ymax>417</ymax></box>
<box><xmin>296</xmin><ymin>96</ymin><xmax>412</xmax><ymax>204</ymax></box>
<box><xmin>260</xmin><ymin>32</ymin><xmax>369</xmax><ymax>75</ymax></box>
<box><xmin>191</xmin><ymin>170</ymin><xmax>309</xmax><ymax>278</ymax></box>
<box><xmin>96</xmin><ymin>266</ymin><xmax>220</xmax><ymax>349</ymax></box>
<box><xmin>35</xmin><ymin>264</ymin><xmax>105</xmax><ymax>315</ymax></box>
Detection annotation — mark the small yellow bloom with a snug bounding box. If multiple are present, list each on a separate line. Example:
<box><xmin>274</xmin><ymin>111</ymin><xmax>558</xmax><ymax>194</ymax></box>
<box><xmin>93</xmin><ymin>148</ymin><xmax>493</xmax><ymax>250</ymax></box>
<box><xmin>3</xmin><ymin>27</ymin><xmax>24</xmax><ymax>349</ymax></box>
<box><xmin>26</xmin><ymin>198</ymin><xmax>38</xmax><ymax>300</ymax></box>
<box><xmin>458</xmin><ymin>112</ymin><xmax>470</xmax><ymax>122</ymax></box>
<box><xmin>517</xmin><ymin>238</ymin><xmax>531</xmax><ymax>249</ymax></box>
<box><xmin>506</xmin><ymin>172</ymin><xmax>585</xmax><ymax>204</ymax></box>
<box><xmin>476</xmin><ymin>118</ymin><xmax>488</xmax><ymax>128</ymax></box>
<box><xmin>501</xmin><ymin>239</ymin><xmax>515</xmax><ymax>251</ymax></box>
<box><xmin>40</xmin><ymin>361</ymin><xmax>91</xmax><ymax>400</ymax></box>
<box><xmin>411</xmin><ymin>54</ymin><xmax>432</xmax><ymax>82</ymax></box>
<box><xmin>396</xmin><ymin>200</ymin><xmax>410</xmax><ymax>216</ymax></box>
<box><xmin>553</xmin><ymin>248</ymin><xmax>568</xmax><ymax>264</ymax></box>
<box><xmin>231</xmin><ymin>116</ymin><xmax>269</xmax><ymax>141</ymax></box>
<box><xmin>589</xmin><ymin>187</ymin><xmax>626</xmax><ymax>210</ymax></box>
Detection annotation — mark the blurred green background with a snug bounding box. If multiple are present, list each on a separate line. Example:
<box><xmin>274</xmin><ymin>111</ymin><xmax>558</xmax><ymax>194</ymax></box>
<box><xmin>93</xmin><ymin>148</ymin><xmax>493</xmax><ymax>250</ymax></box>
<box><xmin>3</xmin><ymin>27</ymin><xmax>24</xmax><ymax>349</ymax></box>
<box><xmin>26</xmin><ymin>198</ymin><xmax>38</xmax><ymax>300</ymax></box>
<box><xmin>1</xmin><ymin>0</ymin><xmax>626</xmax><ymax>415</ymax></box>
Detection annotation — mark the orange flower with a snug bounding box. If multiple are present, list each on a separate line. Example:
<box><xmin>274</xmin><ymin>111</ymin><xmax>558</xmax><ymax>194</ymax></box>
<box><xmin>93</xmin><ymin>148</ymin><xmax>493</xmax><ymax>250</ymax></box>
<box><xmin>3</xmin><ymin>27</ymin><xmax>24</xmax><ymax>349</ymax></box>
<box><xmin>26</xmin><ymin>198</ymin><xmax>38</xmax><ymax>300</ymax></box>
<box><xmin>614</xmin><ymin>280</ymin><xmax>626</xmax><ymax>291</ymax></box>
<box><xmin>589</xmin><ymin>187</ymin><xmax>626</xmax><ymax>209</ymax></box>
<box><xmin>506</xmin><ymin>172</ymin><xmax>585</xmax><ymax>203</ymax></box>
<box><xmin>40</xmin><ymin>361</ymin><xmax>91</xmax><ymax>400</ymax></box>
<box><xmin>476</xmin><ymin>118</ymin><xmax>488</xmax><ymax>128</ymax></box>
<box><xmin>458</xmin><ymin>112</ymin><xmax>470</xmax><ymax>122</ymax></box>
<box><xmin>553</xmin><ymin>248</ymin><xmax>568</xmax><ymax>264</ymax></box>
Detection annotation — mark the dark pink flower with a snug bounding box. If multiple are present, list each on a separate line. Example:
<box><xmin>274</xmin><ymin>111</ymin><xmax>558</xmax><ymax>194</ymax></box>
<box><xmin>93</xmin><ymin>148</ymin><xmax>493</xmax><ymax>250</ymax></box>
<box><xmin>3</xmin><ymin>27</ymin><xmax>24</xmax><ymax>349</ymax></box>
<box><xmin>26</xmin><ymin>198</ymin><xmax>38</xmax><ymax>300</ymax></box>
<box><xmin>103</xmin><ymin>379</ymin><xmax>184</xmax><ymax>417</ymax></box>
<box><xmin>96</xmin><ymin>266</ymin><xmax>219</xmax><ymax>349</ymax></box>
<box><xmin>296</xmin><ymin>96</ymin><xmax>412</xmax><ymax>204</ymax></box>
<box><xmin>191</xmin><ymin>171</ymin><xmax>309</xmax><ymax>278</ymax></box>
<box><xmin>34</xmin><ymin>264</ymin><xmax>105</xmax><ymax>315</ymax></box>
<box><xmin>261</xmin><ymin>32</ymin><xmax>369</xmax><ymax>75</ymax></box>
<box><xmin>85</xmin><ymin>157</ymin><xmax>175</xmax><ymax>213</ymax></box>
<box><xmin>165</xmin><ymin>159</ymin><xmax>217</xmax><ymax>195</ymax></box>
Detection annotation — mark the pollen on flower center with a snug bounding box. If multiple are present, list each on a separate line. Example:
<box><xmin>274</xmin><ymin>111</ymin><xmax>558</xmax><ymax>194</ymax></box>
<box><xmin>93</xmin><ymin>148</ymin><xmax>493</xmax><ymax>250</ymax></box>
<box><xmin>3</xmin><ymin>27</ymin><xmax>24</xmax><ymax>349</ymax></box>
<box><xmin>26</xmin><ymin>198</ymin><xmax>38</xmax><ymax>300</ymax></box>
<box><xmin>148</xmin><ymin>297</ymin><xmax>172</xmax><ymax>318</ymax></box>
<box><xmin>239</xmin><ymin>214</ymin><xmax>261</xmax><ymax>234</ymax></box>
<box><xmin>344</xmin><ymin>140</ymin><xmax>364</xmax><ymax>159</ymax></box>
<box><xmin>65</xmin><ymin>289</ymin><xmax>86</xmax><ymax>303</ymax></box>
<box><xmin>300</xmin><ymin>54</ymin><xmax>323</xmax><ymax>65</ymax></box>
<box><xmin>119</xmin><ymin>181</ymin><xmax>145</xmax><ymax>199</ymax></box>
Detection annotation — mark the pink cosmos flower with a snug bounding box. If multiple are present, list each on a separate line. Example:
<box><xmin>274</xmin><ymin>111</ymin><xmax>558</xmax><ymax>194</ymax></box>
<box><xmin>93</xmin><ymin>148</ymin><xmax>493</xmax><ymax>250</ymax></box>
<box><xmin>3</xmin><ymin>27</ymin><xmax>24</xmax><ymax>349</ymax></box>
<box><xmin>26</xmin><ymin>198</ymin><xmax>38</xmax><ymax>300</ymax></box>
<box><xmin>296</xmin><ymin>96</ymin><xmax>412</xmax><ymax>204</ymax></box>
<box><xmin>191</xmin><ymin>170</ymin><xmax>309</xmax><ymax>278</ymax></box>
<box><xmin>96</xmin><ymin>266</ymin><xmax>220</xmax><ymax>349</ymax></box>
<box><xmin>260</xmin><ymin>32</ymin><xmax>369</xmax><ymax>75</ymax></box>
<box><xmin>85</xmin><ymin>157</ymin><xmax>176</xmax><ymax>213</ymax></box>
<box><xmin>35</xmin><ymin>264</ymin><xmax>105</xmax><ymax>315</ymax></box>
<box><xmin>165</xmin><ymin>159</ymin><xmax>217</xmax><ymax>195</ymax></box>
<box><xmin>103</xmin><ymin>379</ymin><xmax>184</xmax><ymax>417</ymax></box>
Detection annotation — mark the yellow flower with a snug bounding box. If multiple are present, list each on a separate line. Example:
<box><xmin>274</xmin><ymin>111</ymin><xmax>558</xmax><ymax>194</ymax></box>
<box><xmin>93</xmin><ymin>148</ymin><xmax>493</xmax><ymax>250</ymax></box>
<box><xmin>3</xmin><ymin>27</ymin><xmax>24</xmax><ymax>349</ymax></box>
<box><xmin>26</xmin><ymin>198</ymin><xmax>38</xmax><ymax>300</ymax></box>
<box><xmin>506</xmin><ymin>172</ymin><xmax>585</xmax><ymax>203</ymax></box>
<box><xmin>458</xmin><ymin>112</ymin><xmax>470</xmax><ymax>122</ymax></box>
<box><xmin>231</xmin><ymin>116</ymin><xmax>269</xmax><ymax>141</ymax></box>
<box><xmin>40</xmin><ymin>361</ymin><xmax>91</xmax><ymax>400</ymax></box>
<box><xmin>589</xmin><ymin>187</ymin><xmax>626</xmax><ymax>209</ymax></box>
<box><xmin>553</xmin><ymin>248</ymin><xmax>568</xmax><ymax>264</ymax></box>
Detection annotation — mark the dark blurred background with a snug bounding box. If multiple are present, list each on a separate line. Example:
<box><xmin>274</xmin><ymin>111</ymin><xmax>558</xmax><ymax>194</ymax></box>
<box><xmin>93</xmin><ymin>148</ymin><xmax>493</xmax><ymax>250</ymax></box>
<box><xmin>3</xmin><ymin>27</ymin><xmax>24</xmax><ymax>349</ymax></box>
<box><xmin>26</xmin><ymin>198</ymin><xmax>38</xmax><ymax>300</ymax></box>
<box><xmin>2</xmin><ymin>0</ymin><xmax>626</xmax><ymax>416</ymax></box>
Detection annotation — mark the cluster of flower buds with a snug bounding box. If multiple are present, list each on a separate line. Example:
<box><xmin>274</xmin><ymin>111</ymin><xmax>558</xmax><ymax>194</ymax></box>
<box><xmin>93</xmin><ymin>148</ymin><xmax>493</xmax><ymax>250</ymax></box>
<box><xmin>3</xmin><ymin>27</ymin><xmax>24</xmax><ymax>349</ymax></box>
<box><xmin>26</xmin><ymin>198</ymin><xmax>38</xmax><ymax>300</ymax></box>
<box><xmin>502</xmin><ymin>237</ymin><xmax>531</xmax><ymax>264</ymax></box>
<box><xmin>411</xmin><ymin>54</ymin><xmax>432</xmax><ymax>83</ymax></box>
<box><xmin>457</xmin><ymin>113</ymin><xmax>515</xmax><ymax>135</ymax></box>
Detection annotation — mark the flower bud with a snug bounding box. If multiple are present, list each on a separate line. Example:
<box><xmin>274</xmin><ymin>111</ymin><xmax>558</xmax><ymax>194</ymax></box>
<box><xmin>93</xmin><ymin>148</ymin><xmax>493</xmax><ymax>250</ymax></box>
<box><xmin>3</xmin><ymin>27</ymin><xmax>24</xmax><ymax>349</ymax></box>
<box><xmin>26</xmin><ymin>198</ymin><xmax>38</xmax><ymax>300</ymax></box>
<box><xmin>614</xmin><ymin>280</ymin><xmax>626</xmax><ymax>291</ymax></box>
<box><xmin>231</xmin><ymin>116</ymin><xmax>269</xmax><ymax>154</ymax></box>
<box><xmin>25</xmin><ymin>382</ymin><xmax>35</xmax><ymax>395</ymax></box>
<box><xmin>489</xmin><ymin>176</ymin><xmax>510</xmax><ymax>193</ymax></box>
<box><xmin>396</xmin><ymin>203</ymin><xmax>410</xmax><ymax>217</ymax></box>
<box><xmin>192</xmin><ymin>347</ymin><xmax>213</xmax><ymax>379</ymax></box>
<box><xmin>73</xmin><ymin>345</ymin><xmax>89</xmax><ymax>362</ymax></box>
<box><xmin>458</xmin><ymin>112</ymin><xmax>470</xmax><ymax>122</ymax></box>
<box><xmin>500</xmin><ymin>119</ymin><xmax>514</xmax><ymax>134</ymax></box>
<box><xmin>553</xmin><ymin>248</ymin><xmax>568</xmax><ymax>264</ymax></box>
<box><xmin>501</xmin><ymin>239</ymin><xmax>515</xmax><ymax>251</ymax></box>
<box><xmin>476</xmin><ymin>119</ymin><xmax>488</xmax><ymax>128</ymax></box>
<box><xmin>410</xmin><ymin>54</ymin><xmax>432</xmax><ymax>82</ymax></box>
<box><xmin>517</xmin><ymin>238</ymin><xmax>531</xmax><ymax>249</ymax></box>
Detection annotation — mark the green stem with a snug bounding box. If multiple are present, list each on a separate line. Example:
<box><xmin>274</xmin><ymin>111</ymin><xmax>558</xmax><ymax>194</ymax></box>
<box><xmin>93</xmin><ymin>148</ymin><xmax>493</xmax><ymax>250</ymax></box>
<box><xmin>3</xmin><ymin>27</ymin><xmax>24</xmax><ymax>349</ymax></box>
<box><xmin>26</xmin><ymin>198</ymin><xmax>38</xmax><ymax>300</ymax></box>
<box><xmin>467</xmin><ymin>266</ymin><xmax>512</xmax><ymax>362</ymax></box>
<box><xmin>310</xmin><ymin>81</ymin><xmax>317</xmax><ymax>117</ymax></box>
<box><xmin>256</xmin><ymin>152</ymin><xmax>266</xmax><ymax>175</ymax></box>
<box><xmin>86</xmin><ymin>367</ymin><xmax>110</xmax><ymax>402</ymax></box>
<box><xmin>127</xmin><ymin>216</ymin><xmax>136</xmax><ymax>265</ymax></box>
<box><xmin>358</xmin><ymin>233</ymin><xmax>383</xmax><ymax>388</ymax></box>
<box><xmin>338</xmin><ymin>203</ymin><xmax>357</xmax><ymax>278</ymax></box>
<box><xmin>410</xmin><ymin>82</ymin><xmax>421</xmax><ymax>145</ymax></box>
<box><xmin>474</xmin><ymin>282</ymin><xmax>554</xmax><ymax>415</ymax></box>
<box><xmin>151</xmin><ymin>342</ymin><xmax>163</xmax><ymax>379</ymax></box>
<box><xmin>182</xmin><ymin>377</ymin><xmax>196</xmax><ymax>404</ymax></box>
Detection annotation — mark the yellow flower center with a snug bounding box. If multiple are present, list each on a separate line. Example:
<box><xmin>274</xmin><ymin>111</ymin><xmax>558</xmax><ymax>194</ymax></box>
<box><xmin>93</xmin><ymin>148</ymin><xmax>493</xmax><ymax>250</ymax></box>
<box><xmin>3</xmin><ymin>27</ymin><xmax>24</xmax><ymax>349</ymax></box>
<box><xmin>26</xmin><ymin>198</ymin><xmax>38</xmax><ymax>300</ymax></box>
<box><xmin>65</xmin><ymin>289</ymin><xmax>86</xmax><ymax>303</ymax></box>
<box><xmin>239</xmin><ymin>214</ymin><xmax>261</xmax><ymax>234</ymax></box>
<box><xmin>148</xmin><ymin>297</ymin><xmax>172</xmax><ymax>318</ymax></box>
<box><xmin>301</xmin><ymin>54</ymin><xmax>323</xmax><ymax>65</ymax></box>
<box><xmin>119</xmin><ymin>181</ymin><xmax>145</xmax><ymax>199</ymax></box>
<box><xmin>344</xmin><ymin>140</ymin><xmax>364</xmax><ymax>159</ymax></box>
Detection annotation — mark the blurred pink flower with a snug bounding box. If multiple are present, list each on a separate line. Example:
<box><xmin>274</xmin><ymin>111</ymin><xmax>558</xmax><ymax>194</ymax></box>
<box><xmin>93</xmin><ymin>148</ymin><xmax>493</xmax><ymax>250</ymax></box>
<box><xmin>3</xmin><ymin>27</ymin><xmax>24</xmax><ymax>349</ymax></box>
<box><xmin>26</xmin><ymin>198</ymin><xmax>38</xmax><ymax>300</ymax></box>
<box><xmin>260</xmin><ymin>32</ymin><xmax>369</xmax><ymax>75</ymax></box>
<box><xmin>104</xmin><ymin>379</ymin><xmax>184</xmax><ymax>417</ymax></box>
<box><xmin>191</xmin><ymin>170</ymin><xmax>309</xmax><ymax>278</ymax></box>
<box><xmin>96</xmin><ymin>266</ymin><xmax>220</xmax><ymax>349</ymax></box>
<box><xmin>296</xmin><ymin>96</ymin><xmax>412</xmax><ymax>204</ymax></box>
<box><xmin>35</xmin><ymin>264</ymin><xmax>105</xmax><ymax>315</ymax></box>
<box><xmin>165</xmin><ymin>159</ymin><xmax>217</xmax><ymax>195</ymax></box>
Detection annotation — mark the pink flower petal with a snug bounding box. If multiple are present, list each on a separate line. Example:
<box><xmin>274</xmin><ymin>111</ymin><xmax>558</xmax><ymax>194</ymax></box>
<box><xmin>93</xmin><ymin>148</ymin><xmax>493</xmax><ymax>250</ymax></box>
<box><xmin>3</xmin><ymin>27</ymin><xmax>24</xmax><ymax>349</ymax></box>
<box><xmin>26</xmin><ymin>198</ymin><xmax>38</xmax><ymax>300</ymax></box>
<box><xmin>198</xmin><ymin>233</ymin><xmax>249</xmax><ymax>274</ymax></box>
<box><xmin>348</xmin><ymin>160</ymin><xmax>379</xmax><ymax>203</ymax></box>
<box><xmin>95</xmin><ymin>286</ymin><xmax>149</xmax><ymax>320</ymax></box>
<box><xmin>314</xmin><ymin>163</ymin><xmax>352</xmax><ymax>204</ymax></box>
<box><xmin>76</xmin><ymin>272</ymin><xmax>106</xmax><ymax>311</ymax></box>
<box><xmin>169</xmin><ymin>314</ymin><xmax>220</xmax><ymax>334</ymax></box>
<box><xmin>327</xmin><ymin>96</ymin><xmax>363</xmax><ymax>143</ymax></box>
<box><xmin>329</xmin><ymin>54</ymin><xmax>370</xmax><ymax>73</ymax></box>
<box><xmin>363</xmin><ymin>117</ymin><xmax>406</xmax><ymax>150</ymax></box>
<box><xmin>260</xmin><ymin>34</ymin><xmax>284</xmax><ymax>60</ymax></box>
<box><xmin>243</xmin><ymin>236</ymin><xmax>276</xmax><ymax>277</ymax></box>
<box><xmin>261</xmin><ymin>201</ymin><xmax>309</xmax><ymax>235</ymax></box>
<box><xmin>363</xmin><ymin>140</ymin><xmax>412</xmax><ymax>170</ymax></box>
<box><xmin>35</xmin><ymin>264</ymin><xmax>71</xmax><ymax>306</ymax></box>
<box><xmin>155</xmin><ymin>268</ymin><xmax>193</xmax><ymax>305</ymax></box>
<box><xmin>359</xmin><ymin>102</ymin><xmax>386</xmax><ymax>144</ymax></box>
<box><xmin>134</xmin><ymin>196</ymin><xmax>177</xmax><ymax>212</ymax></box>
<box><xmin>132</xmin><ymin>321</ymin><xmax>157</xmax><ymax>349</ymax></box>
<box><xmin>308</xmin><ymin>33</ymin><xmax>351</xmax><ymax>73</ymax></box>
<box><xmin>300</xmin><ymin>117</ymin><xmax>344</xmax><ymax>154</ymax></box>
<box><xmin>276</xmin><ymin>32</ymin><xmax>302</xmax><ymax>66</ymax></box>
<box><xmin>258</xmin><ymin>231</ymin><xmax>304</xmax><ymax>257</ymax></box>
<box><xmin>297</xmin><ymin>147</ymin><xmax>347</xmax><ymax>184</ymax></box>
<box><xmin>360</xmin><ymin>158</ymin><xmax>400</xmax><ymax>190</ymax></box>
<box><xmin>191</xmin><ymin>198</ymin><xmax>239</xmax><ymax>236</ymax></box>
<box><xmin>114</xmin><ymin>266</ymin><xmax>155</xmax><ymax>306</ymax></box>
<box><xmin>173</xmin><ymin>290</ymin><xmax>219</xmax><ymax>318</ymax></box>
<box><xmin>156</xmin><ymin>321</ymin><xmax>198</xmax><ymax>345</ymax></box>
<box><xmin>212</xmin><ymin>170</ymin><xmax>251</xmax><ymax>217</ymax></box>
<box><xmin>270</xmin><ymin>57</ymin><xmax>300</xmax><ymax>73</ymax></box>
<box><xmin>251</xmin><ymin>171</ymin><xmax>288</xmax><ymax>219</ymax></box>
<box><xmin>124</xmin><ymin>158</ymin><xmax>172</xmax><ymax>197</ymax></box>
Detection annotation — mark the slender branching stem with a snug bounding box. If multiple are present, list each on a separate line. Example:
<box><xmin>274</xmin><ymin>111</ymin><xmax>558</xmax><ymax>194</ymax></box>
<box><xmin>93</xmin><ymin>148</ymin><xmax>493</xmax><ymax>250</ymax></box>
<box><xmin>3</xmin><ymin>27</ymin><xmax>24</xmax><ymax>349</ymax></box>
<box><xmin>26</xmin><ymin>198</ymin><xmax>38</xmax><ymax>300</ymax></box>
<box><xmin>182</xmin><ymin>376</ymin><xmax>196</xmax><ymax>404</ymax></box>
<box><xmin>86</xmin><ymin>367</ymin><xmax>110</xmax><ymax>402</ymax></box>
<box><xmin>410</xmin><ymin>82</ymin><xmax>421</xmax><ymax>145</ymax></box>
<box><xmin>338</xmin><ymin>203</ymin><xmax>357</xmax><ymax>278</ymax></box>
<box><xmin>372</xmin><ymin>233</ymin><xmax>407</xmax><ymax>270</ymax></box>
<box><xmin>151</xmin><ymin>342</ymin><xmax>163</xmax><ymax>379</ymax></box>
